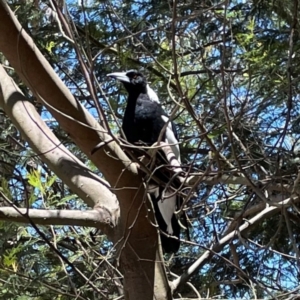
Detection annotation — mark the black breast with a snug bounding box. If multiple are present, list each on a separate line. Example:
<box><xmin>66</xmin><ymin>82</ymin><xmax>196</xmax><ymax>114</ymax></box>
<box><xmin>123</xmin><ymin>94</ymin><xmax>166</xmax><ymax>145</ymax></box>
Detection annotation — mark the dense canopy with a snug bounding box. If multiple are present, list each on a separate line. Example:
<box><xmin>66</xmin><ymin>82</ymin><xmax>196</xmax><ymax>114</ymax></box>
<box><xmin>0</xmin><ymin>0</ymin><xmax>300</xmax><ymax>299</ymax></box>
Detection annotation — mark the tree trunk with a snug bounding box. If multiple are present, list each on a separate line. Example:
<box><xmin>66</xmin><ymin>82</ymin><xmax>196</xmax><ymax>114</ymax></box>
<box><xmin>0</xmin><ymin>1</ymin><xmax>172</xmax><ymax>298</ymax></box>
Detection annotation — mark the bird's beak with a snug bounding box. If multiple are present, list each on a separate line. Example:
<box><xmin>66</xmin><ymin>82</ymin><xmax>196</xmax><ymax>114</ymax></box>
<box><xmin>107</xmin><ymin>72</ymin><xmax>130</xmax><ymax>83</ymax></box>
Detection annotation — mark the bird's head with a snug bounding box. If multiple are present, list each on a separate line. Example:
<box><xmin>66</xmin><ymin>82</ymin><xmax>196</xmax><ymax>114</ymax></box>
<box><xmin>107</xmin><ymin>70</ymin><xmax>147</xmax><ymax>94</ymax></box>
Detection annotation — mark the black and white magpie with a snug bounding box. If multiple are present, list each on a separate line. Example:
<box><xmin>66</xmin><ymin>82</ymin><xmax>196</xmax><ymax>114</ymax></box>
<box><xmin>108</xmin><ymin>69</ymin><xmax>182</xmax><ymax>253</ymax></box>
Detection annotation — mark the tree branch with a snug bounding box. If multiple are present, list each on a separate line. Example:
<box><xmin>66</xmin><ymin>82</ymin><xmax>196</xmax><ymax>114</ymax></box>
<box><xmin>0</xmin><ymin>0</ymin><xmax>137</xmax><ymax>178</ymax></box>
<box><xmin>0</xmin><ymin>3</ymin><xmax>170</xmax><ymax>299</ymax></box>
<box><xmin>0</xmin><ymin>207</ymin><xmax>109</xmax><ymax>227</ymax></box>
<box><xmin>171</xmin><ymin>196</ymin><xmax>293</xmax><ymax>290</ymax></box>
<box><xmin>0</xmin><ymin>64</ymin><xmax>119</xmax><ymax>228</ymax></box>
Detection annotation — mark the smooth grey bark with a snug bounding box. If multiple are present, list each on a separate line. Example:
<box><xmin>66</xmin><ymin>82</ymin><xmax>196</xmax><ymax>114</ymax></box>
<box><xmin>0</xmin><ymin>1</ymin><xmax>171</xmax><ymax>299</ymax></box>
<box><xmin>0</xmin><ymin>64</ymin><xmax>119</xmax><ymax>225</ymax></box>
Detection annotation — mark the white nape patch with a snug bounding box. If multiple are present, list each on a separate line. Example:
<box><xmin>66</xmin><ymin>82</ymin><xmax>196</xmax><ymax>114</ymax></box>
<box><xmin>157</xmin><ymin>192</ymin><xmax>177</xmax><ymax>234</ymax></box>
<box><xmin>161</xmin><ymin>116</ymin><xmax>181</xmax><ymax>163</ymax></box>
<box><xmin>146</xmin><ymin>85</ymin><xmax>160</xmax><ymax>103</ymax></box>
